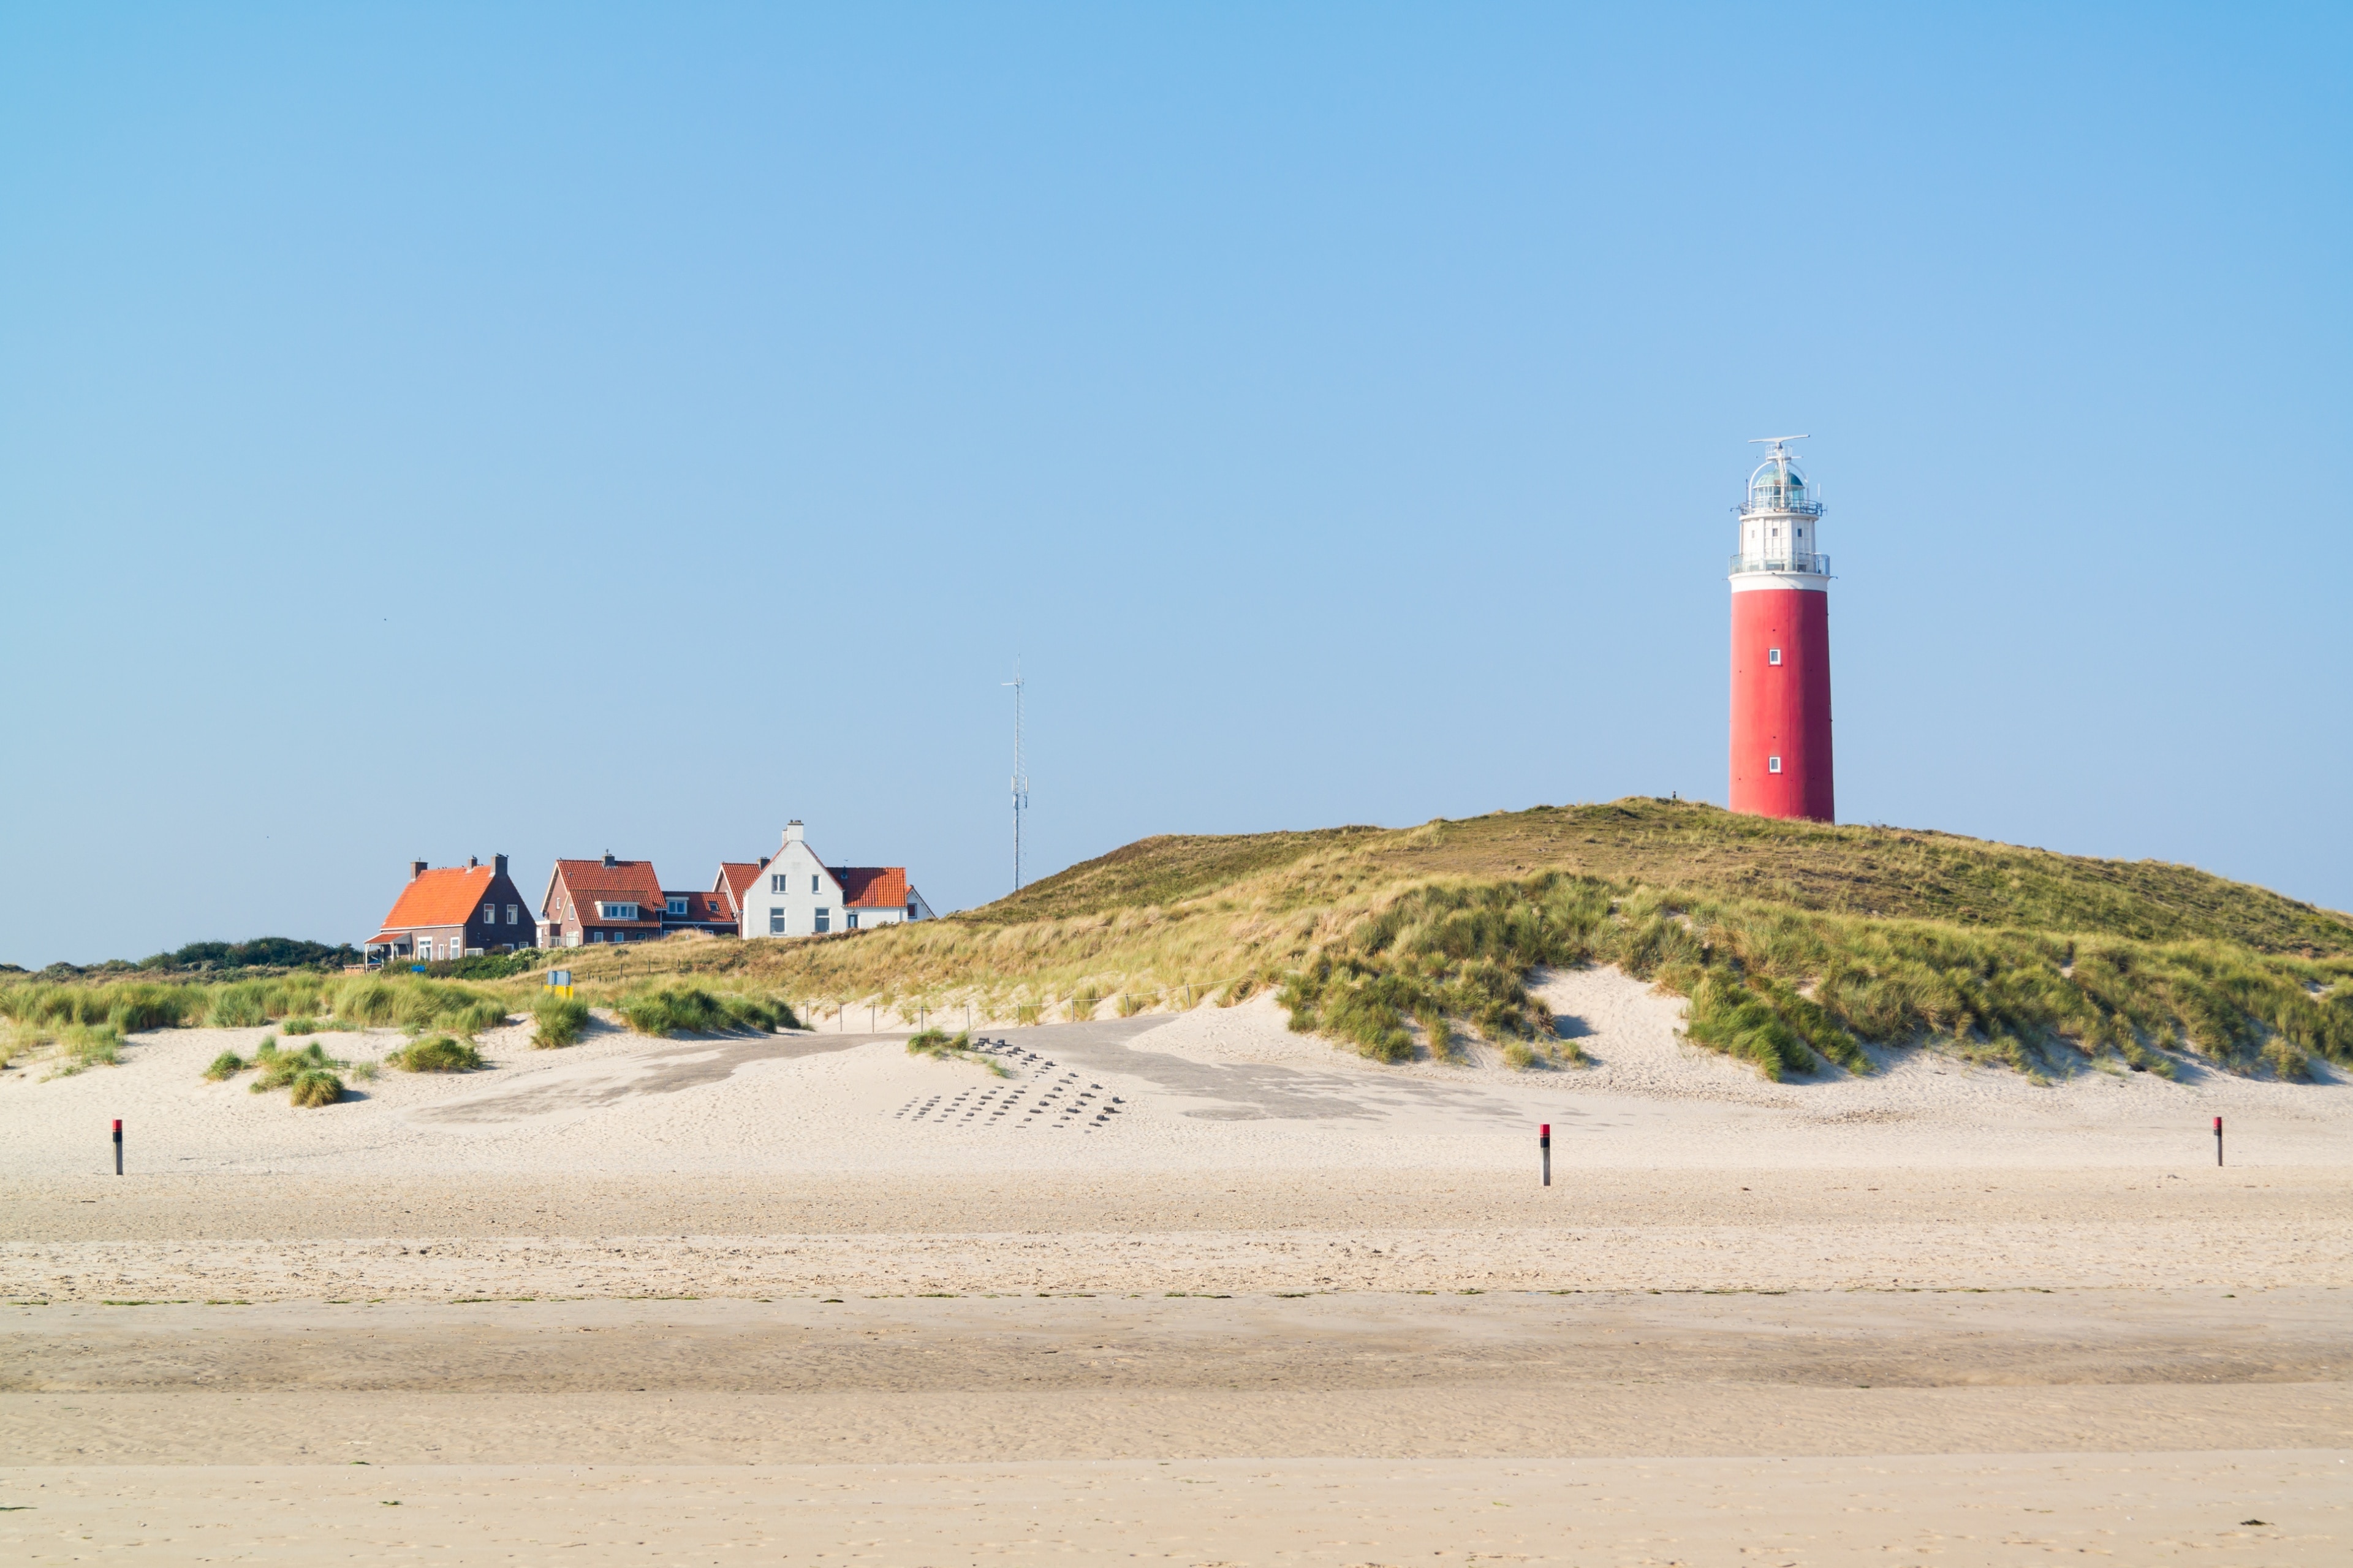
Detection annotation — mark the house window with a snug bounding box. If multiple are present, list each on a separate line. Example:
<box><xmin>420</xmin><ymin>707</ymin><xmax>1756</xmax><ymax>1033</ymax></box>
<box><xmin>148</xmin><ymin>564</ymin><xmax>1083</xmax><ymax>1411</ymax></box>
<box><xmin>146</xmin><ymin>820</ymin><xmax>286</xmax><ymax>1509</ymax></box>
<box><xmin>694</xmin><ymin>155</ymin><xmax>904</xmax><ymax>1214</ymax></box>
<box><xmin>770</xmin><ymin>907</ymin><xmax>786</xmax><ymax>934</ymax></box>
<box><xmin>667</xmin><ymin>896</ymin><xmax>688</xmax><ymax>917</ymax></box>
<box><xmin>596</xmin><ymin>901</ymin><xmax>638</xmax><ymax>921</ymax></box>
<box><xmin>590</xmin><ymin>931</ymin><xmax>605</xmax><ymax>942</ymax></box>
<box><xmin>814</xmin><ymin>908</ymin><xmax>830</xmax><ymax>934</ymax></box>
<box><xmin>847</xmin><ymin>911</ymin><xmax>860</xmax><ymax>931</ymax></box>
<box><xmin>483</xmin><ymin>904</ymin><xmax>496</xmax><ymax>924</ymax></box>
<box><xmin>907</xmin><ymin>902</ymin><xmax>917</xmax><ymax>918</ymax></box>
<box><xmin>771</xmin><ymin>874</ymin><xmax>785</xmax><ymax>893</ymax></box>
<box><xmin>811</xmin><ymin>874</ymin><xmax>820</xmax><ymax>893</ymax></box>
<box><xmin>1768</xmin><ymin>648</ymin><xmax>1783</xmax><ymax>666</ymax></box>
<box><xmin>507</xmin><ymin>904</ymin><xmax>518</xmax><ymax>925</ymax></box>
<box><xmin>1768</xmin><ymin>756</ymin><xmax>1783</xmax><ymax>774</ymax></box>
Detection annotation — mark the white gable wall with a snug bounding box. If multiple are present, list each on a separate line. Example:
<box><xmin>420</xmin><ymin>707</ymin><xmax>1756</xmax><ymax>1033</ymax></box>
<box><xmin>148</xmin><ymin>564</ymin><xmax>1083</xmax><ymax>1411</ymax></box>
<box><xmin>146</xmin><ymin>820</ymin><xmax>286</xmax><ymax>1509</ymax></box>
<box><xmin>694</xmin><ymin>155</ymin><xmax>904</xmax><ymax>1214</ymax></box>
<box><xmin>742</xmin><ymin>831</ymin><xmax>846</xmax><ymax>939</ymax></box>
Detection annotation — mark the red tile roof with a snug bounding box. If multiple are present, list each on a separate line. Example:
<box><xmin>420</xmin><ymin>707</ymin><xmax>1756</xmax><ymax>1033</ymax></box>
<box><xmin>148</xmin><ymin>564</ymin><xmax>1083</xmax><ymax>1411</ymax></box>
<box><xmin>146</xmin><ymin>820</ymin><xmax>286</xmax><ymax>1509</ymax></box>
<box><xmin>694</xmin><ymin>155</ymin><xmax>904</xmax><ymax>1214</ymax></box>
<box><xmin>372</xmin><ymin>866</ymin><xmax>496</xmax><ymax>939</ymax></box>
<box><xmin>832</xmin><ymin>866</ymin><xmax>910</xmax><ymax>910</ymax></box>
<box><xmin>713</xmin><ymin>862</ymin><xmax>763</xmax><ymax>916</ymax></box>
<box><xmin>550</xmin><ymin>859</ymin><xmax>665</xmax><ymax>926</ymax></box>
<box><xmin>667</xmin><ymin>890</ymin><xmax>734</xmax><ymax>924</ymax></box>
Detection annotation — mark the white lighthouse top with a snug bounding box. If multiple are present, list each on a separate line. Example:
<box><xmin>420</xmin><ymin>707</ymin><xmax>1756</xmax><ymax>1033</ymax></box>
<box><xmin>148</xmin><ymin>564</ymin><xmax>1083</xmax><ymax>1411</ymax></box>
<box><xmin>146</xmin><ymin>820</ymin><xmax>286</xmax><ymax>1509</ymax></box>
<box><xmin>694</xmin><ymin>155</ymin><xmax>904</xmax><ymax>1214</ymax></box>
<box><xmin>1730</xmin><ymin>436</ymin><xmax>1829</xmax><ymax>586</ymax></box>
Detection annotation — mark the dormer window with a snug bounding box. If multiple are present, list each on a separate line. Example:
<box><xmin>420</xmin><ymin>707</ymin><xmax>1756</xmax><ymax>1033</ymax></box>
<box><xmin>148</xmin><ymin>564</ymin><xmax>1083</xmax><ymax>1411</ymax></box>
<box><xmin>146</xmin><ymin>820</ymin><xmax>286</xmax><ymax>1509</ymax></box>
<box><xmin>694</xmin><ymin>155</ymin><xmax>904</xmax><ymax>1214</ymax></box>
<box><xmin>666</xmin><ymin>896</ymin><xmax>688</xmax><ymax>917</ymax></box>
<box><xmin>596</xmin><ymin>901</ymin><xmax>639</xmax><ymax>921</ymax></box>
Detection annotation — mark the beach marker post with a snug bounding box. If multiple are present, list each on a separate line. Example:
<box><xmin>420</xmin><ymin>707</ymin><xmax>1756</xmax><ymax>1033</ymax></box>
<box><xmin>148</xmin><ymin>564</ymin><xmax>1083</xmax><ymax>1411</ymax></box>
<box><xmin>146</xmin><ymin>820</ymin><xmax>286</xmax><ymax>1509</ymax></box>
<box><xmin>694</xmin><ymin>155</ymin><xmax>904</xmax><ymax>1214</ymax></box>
<box><xmin>112</xmin><ymin>1119</ymin><xmax>122</xmax><ymax>1176</ymax></box>
<box><xmin>1540</xmin><ymin>1123</ymin><xmax>1550</xmax><ymax>1187</ymax></box>
<box><xmin>2214</xmin><ymin>1115</ymin><xmax>2223</xmax><ymax>1167</ymax></box>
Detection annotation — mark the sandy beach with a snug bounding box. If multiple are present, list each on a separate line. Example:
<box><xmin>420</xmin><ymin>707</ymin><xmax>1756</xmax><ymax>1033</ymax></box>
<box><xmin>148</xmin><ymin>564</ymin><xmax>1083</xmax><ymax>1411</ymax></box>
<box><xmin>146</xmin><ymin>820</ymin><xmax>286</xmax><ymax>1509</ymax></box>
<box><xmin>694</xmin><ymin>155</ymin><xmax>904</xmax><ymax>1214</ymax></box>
<box><xmin>4</xmin><ymin>966</ymin><xmax>2348</xmax><ymax>1561</ymax></box>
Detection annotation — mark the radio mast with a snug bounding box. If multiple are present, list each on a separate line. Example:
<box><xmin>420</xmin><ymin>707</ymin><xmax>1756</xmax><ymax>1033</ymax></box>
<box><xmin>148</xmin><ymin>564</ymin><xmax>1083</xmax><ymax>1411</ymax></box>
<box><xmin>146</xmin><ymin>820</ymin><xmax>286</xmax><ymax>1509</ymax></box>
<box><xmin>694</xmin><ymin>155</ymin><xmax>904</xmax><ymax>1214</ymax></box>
<box><xmin>1003</xmin><ymin>664</ymin><xmax>1030</xmax><ymax>890</ymax></box>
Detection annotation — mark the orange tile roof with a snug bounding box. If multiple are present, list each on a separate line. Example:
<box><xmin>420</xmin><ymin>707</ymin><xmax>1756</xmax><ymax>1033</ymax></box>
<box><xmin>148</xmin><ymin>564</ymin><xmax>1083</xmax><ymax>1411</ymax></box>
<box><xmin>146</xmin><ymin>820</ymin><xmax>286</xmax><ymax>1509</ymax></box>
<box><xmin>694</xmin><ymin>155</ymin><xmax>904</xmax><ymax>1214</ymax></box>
<box><xmin>372</xmin><ymin>866</ymin><xmax>496</xmax><ymax>938</ymax></box>
<box><xmin>551</xmin><ymin>859</ymin><xmax>665</xmax><ymax>925</ymax></box>
<box><xmin>832</xmin><ymin>866</ymin><xmax>910</xmax><ymax>910</ymax></box>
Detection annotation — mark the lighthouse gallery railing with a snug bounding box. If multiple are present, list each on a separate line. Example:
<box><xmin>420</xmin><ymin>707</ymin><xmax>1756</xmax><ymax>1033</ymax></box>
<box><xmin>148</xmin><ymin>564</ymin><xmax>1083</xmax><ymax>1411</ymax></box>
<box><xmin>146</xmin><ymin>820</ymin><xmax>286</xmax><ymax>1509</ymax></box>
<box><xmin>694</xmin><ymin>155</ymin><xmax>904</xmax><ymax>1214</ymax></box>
<box><xmin>1729</xmin><ymin>551</ymin><xmax>1832</xmax><ymax>576</ymax></box>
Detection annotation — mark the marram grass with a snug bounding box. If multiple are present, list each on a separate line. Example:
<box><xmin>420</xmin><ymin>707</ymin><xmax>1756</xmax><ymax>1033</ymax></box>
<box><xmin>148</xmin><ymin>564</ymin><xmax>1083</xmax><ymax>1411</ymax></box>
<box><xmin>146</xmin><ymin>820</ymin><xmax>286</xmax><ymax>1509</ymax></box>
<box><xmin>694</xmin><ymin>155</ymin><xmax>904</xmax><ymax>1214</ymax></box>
<box><xmin>9</xmin><ymin>801</ymin><xmax>2349</xmax><ymax>1083</ymax></box>
<box><xmin>531</xmin><ymin>994</ymin><xmax>592</xmax><ymax>1049</ymax></box>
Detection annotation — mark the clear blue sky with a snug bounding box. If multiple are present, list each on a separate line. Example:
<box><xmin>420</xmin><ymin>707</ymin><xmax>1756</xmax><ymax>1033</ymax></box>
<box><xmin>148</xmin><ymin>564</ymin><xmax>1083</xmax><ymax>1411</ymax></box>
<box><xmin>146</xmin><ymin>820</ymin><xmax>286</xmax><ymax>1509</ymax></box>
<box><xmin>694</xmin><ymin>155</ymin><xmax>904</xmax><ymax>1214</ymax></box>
<box><xmin>4</xmin><ymin>4</ymin><xmax>2348</xmax><ymax>965</ymax></box>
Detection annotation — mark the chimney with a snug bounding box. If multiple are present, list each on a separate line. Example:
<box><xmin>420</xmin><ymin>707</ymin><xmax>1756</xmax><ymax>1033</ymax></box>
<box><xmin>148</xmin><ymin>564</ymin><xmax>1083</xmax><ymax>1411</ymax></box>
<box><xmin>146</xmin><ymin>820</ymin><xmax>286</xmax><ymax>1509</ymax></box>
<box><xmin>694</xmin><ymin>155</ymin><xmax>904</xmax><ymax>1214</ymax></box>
<box><xmin>468</xmin><ymin>855</ymin><xmax>479</xmax><ymax>869</ymax></box>
<box><xmin>783</xmin><ymin>821</ymin><xmax>805</xmax><ymax>845</ymax></box>
<box><xmin>603</xmin><ymin>850</ymin><xmax>616</xmax><ymax>868</ymax></box>
<box><xmin>493</xmin><ymin>853</ymin><xmax>508</xmax><ymax>876</ymax></box>
<box><xmin>411</xmin><ymin>860</ymin><xmax>428</xmax><ymax>881</ymax></box>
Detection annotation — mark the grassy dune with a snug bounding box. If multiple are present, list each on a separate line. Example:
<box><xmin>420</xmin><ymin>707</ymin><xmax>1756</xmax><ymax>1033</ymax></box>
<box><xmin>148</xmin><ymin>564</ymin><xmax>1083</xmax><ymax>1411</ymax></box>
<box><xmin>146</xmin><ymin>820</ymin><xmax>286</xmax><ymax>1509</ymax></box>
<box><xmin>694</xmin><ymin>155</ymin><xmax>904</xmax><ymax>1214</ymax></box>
<box><xmin>482</xmin><ymin>800</ymin><xmax>2353</xmax><ymax>1081</ymax></box>
<box><xmin>9</xmin><ymin>801</ymin><xmax>2350</xmax><ymax>1083</ymax></box>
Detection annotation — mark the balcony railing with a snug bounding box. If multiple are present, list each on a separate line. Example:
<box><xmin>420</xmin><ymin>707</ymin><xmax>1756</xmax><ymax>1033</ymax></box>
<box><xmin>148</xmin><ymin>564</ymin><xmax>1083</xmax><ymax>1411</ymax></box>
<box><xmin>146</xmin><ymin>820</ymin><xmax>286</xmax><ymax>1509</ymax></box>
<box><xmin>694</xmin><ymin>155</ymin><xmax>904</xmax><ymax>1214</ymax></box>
<box><xmin>1729</xmin><ymin>551</ymin><xmax>1831</xmax><ymax>576</ymax></box>
<box><xmin>1737</xmin><ymin>496</ymin><xmax>1827</xmax><ymax>518</ymax></box>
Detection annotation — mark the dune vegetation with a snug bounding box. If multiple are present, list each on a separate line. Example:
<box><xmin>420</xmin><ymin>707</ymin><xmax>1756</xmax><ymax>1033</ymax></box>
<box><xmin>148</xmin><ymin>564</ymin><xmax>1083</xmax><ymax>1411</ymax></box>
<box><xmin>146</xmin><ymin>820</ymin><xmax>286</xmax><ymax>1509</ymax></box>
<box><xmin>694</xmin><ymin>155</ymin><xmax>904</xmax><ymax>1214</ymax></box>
<box><xmin>7</xmin><ymin>800</ymin><xmax>2350</xmax><ymax>1084</ymax></box>
<box><xmin>531</xmin><ymin>994</ymin><xmax>593</xmax><ymax>1049</ymax></box>
<box><xmin>200</xmin><ymin>1036</ymin><xmax>359</xmax><ymax>1106</ymax></box>
<box><xmin>907</xmin><ymin>1027</ymin><xmax>1008</xmax><ymax>1077</ymax></box>
<box><xmin>387</xmin><ymin>1036</ymin><xmax>485</xmax><ymax>1073</ymax></box>
<box><xmin>508</xmin><ymin>800</ymin><xmax>2353</xmax><ymax>1082</ymax></box>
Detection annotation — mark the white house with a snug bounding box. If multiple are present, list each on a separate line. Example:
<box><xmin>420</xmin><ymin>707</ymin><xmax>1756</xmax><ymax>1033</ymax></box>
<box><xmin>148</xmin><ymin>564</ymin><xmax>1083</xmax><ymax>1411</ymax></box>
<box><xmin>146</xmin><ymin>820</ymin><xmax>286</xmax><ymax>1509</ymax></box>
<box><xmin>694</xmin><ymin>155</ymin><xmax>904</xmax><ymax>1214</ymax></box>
<box><xmin>716</xmin><ymin>821</ymin><xmax>934</xmax><ymax>940</ymax></box>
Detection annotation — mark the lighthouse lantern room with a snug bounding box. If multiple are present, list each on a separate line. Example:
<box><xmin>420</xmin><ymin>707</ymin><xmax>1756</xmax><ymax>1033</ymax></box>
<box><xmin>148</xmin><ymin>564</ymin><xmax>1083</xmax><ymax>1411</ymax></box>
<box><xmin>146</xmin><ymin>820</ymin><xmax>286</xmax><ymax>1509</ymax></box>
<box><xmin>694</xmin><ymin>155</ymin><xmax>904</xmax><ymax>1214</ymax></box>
<box><xmin>1728</xmin><ymin>437</ymin><xmax>1835</xmax><ymax>822</ymax></box>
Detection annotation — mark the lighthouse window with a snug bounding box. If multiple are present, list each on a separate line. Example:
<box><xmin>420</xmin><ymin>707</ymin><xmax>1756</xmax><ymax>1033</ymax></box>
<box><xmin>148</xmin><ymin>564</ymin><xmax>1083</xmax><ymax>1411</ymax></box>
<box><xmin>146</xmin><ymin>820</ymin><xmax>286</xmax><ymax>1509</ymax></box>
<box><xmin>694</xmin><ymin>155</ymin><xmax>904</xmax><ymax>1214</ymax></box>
<box><xmin>1768</xmin><ymin>756</ymin><xmax>1784</xmax><ymax>774</ymax></box>
<box><xmin>1768</xmin><ymin>648</ymin><xmax>1783</xmax><ymax>665</ymax></box>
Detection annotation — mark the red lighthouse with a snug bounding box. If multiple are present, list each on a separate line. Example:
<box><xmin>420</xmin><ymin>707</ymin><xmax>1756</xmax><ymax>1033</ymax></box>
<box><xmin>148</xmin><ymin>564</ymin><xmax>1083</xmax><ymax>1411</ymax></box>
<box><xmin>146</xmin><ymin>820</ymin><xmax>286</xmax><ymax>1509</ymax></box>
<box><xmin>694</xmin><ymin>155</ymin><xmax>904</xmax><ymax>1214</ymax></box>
<box><xmin>1728</xmin><ymin>437</ymin><xmax>1833</xmax><ymax>821</ymax></box>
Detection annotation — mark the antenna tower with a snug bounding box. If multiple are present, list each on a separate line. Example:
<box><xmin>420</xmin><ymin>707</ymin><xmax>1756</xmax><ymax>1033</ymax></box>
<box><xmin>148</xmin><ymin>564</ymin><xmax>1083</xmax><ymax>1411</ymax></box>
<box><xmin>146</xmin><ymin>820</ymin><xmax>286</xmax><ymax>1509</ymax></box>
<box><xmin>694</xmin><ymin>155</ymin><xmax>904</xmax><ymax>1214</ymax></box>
<box><xmin>1003</xmin><ymin>664</ymin><xmax>1029</xmax><ymax>890</ymax></box>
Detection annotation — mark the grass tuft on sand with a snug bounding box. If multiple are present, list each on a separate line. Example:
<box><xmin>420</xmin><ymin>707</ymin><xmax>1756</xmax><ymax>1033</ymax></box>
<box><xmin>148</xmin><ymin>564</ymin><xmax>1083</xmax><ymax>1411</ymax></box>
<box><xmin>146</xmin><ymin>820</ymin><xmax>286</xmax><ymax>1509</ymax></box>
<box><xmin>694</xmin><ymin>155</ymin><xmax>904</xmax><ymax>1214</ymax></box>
<box><xmin>388</xmin><ymin>1036</ymin><xmax>484</xmax><ymax>1073</ymax></box>
<box><xmin>907</xmin><ymin>1028</ymin><xmax>1009</xmax><ymax>1077</ymax></box>
<box><xmin>204</xmin><ymin>1037</ymin><xmax>357</xmax><ymax>1106</ymax></box>
<box><xmin>532</xmin><ymin>995</ymin><xmax>593</xmax><ymax>1048</ymax></box>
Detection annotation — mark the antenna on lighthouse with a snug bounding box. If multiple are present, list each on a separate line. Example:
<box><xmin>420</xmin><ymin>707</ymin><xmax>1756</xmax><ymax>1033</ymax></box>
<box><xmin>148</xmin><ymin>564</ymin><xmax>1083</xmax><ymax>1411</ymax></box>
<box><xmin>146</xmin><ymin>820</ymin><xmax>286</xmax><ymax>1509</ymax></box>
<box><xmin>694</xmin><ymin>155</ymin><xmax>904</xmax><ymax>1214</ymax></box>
<box><xmin>1748</xmin><ymin>434</ymin><xmax>1810</xmax><ymax>460</ymax></box>
<box><xmin>1002</xmin><ymin>663</ymin><xmax>1029</xmax><ymax>891</ymax></box>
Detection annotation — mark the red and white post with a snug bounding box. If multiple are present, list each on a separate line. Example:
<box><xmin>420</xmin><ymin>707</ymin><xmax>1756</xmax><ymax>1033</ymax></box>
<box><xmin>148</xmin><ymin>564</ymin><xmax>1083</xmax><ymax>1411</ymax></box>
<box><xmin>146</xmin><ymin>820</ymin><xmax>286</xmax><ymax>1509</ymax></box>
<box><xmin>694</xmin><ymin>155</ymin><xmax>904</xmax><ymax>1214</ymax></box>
<box><xmin>1729</xmin><ymin>437</ymin><xmax>1835</xmax><ymax>822</ymax></box>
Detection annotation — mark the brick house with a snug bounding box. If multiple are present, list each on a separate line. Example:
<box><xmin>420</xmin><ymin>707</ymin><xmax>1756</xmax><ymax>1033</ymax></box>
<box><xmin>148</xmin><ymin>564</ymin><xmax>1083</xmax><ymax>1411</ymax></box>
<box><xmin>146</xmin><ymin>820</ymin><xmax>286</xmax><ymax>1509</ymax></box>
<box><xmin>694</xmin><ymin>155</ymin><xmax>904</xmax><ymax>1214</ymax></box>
<box><xmin>662</xmin><ymin>888</ymin><xmax>737</xmax><ymax>936</ymax></box>
<box><xmin>366</xmin><ymin>855</ymin><xmax>536</xmax><ymax>963</ymax></box>
<box><xmin>537</xmin><ymin>852</ymin><xmax>738</xmax><ymax>948</ymax></box>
